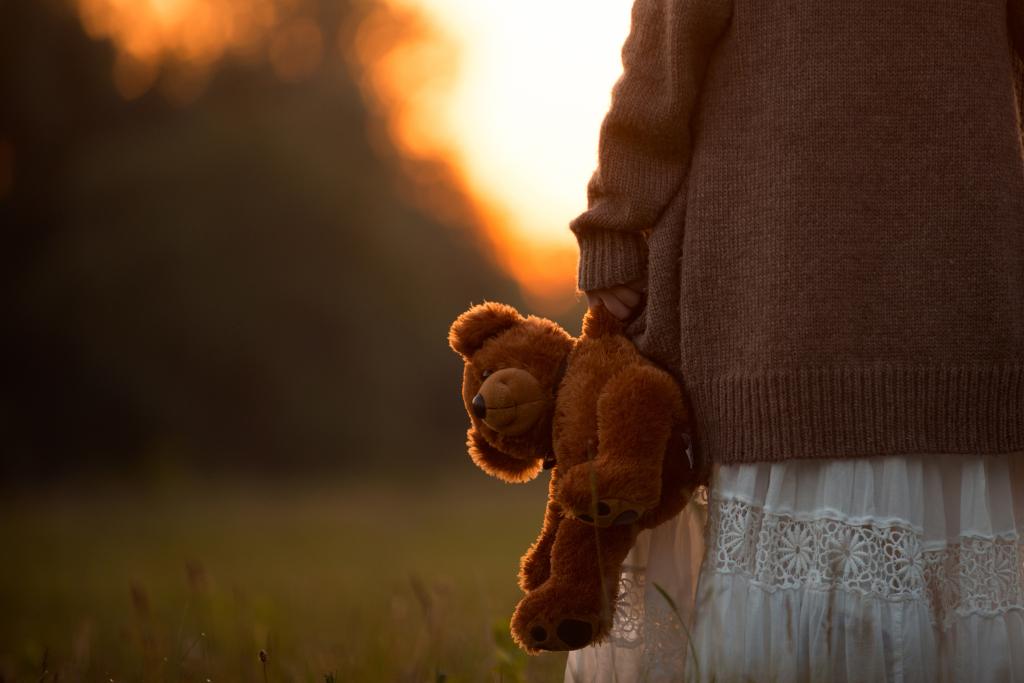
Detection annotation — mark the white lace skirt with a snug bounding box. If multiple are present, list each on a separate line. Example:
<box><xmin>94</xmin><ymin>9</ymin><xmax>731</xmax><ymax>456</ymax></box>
<box><xmin>564</xmin><ymin>452</ymin><xmax>1024</xmax><ymax>683</ymax></box>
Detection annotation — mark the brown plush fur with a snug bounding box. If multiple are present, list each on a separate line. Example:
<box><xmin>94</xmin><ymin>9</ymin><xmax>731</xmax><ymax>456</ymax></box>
<box><xmin>448</xmin><ymin>300</ymin><xmax>703</xmax><ymax>653</ymax></box>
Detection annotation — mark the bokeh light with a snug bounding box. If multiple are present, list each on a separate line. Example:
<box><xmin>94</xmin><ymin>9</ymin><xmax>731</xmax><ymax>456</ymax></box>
<box><xmin>75</xmin><ymin>0</ymin><xmax>285</xmax><ymax>102</ymax></box>
<box><xmin>71</xmin><ymin>0</ymin><xmax>635</xmax><ymax>311</ymax></box>
<box><xmin>269</xmin><ymin>16</ymin><xmax>325</xmax><ymax>82</ymax></box>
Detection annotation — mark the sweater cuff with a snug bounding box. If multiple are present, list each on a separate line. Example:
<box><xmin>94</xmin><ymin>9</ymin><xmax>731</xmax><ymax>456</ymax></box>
<box><xmin>575</xmin><ymin>229</ymin><xmax>649</xmax><ymax>292</ymax></box>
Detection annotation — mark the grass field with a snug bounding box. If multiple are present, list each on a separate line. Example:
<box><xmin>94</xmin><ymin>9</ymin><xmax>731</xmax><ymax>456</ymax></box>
<box><xmin>0</xmin><ymin>474</ymin><xmax>569</xmax><ymax>682</ymax></box>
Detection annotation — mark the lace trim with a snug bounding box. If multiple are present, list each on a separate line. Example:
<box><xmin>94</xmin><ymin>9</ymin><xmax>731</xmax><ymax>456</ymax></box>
<box><xmin>600</xmin><ymin>487</ymin><xmax>710</xmax><ymax>677</ymax></box>
<box><xmin>592</xmin><ymin>484</ymin><xmax>1024</xmax><ymax>679</ymax></box>
<box><xmin>609</xmin><ymin>562</ymin><xmax>646</xmax><ymax>646</ymax></box>
<box><xmin>705</xmin><ymin>494</ymin><xmax>1024</xmax><ymax>628</ymax></box>
<box><xmin>601</xmin><ymin>563</ymin><xmax>693</xmax><ymax>679</ymax></box>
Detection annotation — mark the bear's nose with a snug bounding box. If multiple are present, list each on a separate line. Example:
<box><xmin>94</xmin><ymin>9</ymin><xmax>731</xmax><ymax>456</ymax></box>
<box><xmin>471</xmin><ymin>393</ymin><xmax>487</xmax><ymax>419</ymax></box>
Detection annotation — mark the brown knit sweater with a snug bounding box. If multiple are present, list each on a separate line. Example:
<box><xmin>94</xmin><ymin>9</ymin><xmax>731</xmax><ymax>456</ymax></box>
<box><xmin>570</xmin><ymin>0</ymin><xmax>1024</xmax><ymax>466</ymax></box>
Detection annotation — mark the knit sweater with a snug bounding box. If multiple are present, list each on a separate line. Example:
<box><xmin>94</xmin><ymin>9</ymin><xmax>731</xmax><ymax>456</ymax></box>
<box><xmin>570</xmin><ymin>0</ymin><xmax>1024</xmax><ymax>466</ymax></box>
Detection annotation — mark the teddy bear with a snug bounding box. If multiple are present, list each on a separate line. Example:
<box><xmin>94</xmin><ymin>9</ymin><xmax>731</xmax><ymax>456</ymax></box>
<box><xmin>447</xmin><ymin>300</ymin><xmax>704</xmax><ymax>653</ymax></box>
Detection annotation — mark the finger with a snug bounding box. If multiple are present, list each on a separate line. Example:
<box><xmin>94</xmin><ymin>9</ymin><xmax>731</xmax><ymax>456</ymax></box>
<box><xmin>586</xmin><ymin>291</ymin><xmax>602</xmax><ymax>311</ymax></box>
<box><xmin>610</xmin><ymin>285</ymin><xmax>641</xmax><ymax>308</ymax></box>
<box><xmin>600</xmin><ymin>292</ymin><xmax>631</xmax><ymax>320</ymax></box>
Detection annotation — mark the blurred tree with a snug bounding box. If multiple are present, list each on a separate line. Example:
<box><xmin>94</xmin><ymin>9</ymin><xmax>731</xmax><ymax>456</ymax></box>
<box><xmin>0</xmin><ymin>0</ymin><xmax>529</xmax><ymax>480</ymax></box>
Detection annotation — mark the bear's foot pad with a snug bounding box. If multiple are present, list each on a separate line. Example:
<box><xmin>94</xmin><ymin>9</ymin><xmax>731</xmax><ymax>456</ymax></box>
<box><xmin>577</xmin><ymin>498</ymin><xmax>646</xmax><ymax>528</ymax></box>
<box><xmin>525</xmin><ymin>616</ymin><xmax>598</xmax><ymax>651</ymax></box>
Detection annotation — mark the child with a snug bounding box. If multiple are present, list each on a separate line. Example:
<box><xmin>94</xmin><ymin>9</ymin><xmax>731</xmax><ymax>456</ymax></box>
<box><xmin>565</xmin><ymin>0</ymin><xmax>1024</xmax><ymax>680</ymax></box>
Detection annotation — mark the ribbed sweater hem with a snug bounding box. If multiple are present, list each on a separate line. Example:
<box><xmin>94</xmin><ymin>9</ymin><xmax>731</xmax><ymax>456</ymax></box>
<box><xmin>688</xmin><ymin>362</ymin><xmax>1024</xmax><ymax>465</ymax></box>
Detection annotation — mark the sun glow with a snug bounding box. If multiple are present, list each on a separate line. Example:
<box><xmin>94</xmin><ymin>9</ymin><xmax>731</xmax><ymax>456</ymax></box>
<box><xmin>346</xmin><ymin>0</ymin><xmax>633</xmax><ymax>311</ymax></box>
<box><xmin>71</xmin><ymin>0</ymin><xmax>634</xmax><ymax>312</ymax></box>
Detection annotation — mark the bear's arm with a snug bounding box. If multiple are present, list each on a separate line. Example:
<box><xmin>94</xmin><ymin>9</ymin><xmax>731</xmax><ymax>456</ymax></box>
<box><xmin>555</xmin><ymin>362</ymin><xmax>688</xmax><ymax>523</ymax></box>
<box><xmin>598</xmin><ymin>363</ymin><xmax>684</xmax><ymax>458</ymax></box>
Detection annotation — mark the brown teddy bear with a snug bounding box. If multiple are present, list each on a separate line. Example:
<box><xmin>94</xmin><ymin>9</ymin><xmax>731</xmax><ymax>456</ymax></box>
<box><xmin>447</xmin><ymin>300</ymin><xmax>703</xmax><ymax>653</ymax></box>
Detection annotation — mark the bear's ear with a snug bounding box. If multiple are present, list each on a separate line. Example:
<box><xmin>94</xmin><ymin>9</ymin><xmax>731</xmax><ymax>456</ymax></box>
<box><xmin>466</xmin><ymin>427</ymin><xmax>543</xmax><ymax>483</ymax></box>
<box><xmin>448</xmin><ymin>301</ymin><xmax>524</xmax><ymax>359</ymax></box>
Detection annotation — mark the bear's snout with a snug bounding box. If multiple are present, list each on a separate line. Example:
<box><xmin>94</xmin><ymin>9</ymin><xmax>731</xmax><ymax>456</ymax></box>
<box><xmin>472</xmin><ymin>367</ymin><xmax>548</xmax><ymax>436</ymax></box>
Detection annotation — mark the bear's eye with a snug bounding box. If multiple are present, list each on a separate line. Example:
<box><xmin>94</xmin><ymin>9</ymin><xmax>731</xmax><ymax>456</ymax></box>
<box><xmin>481</xmin><ymin>368</ymin><xmax>493</xmax><ymax>379</ymax></box>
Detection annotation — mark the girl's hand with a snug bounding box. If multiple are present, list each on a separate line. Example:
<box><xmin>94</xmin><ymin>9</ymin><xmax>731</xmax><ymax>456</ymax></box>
<box><xmin>585</xmin><ymin>277</ymin><xmax>647</xmax><ymax>321</ymax></box>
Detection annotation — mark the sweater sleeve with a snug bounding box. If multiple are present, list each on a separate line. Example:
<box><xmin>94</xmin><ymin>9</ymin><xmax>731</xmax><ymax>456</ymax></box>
<box><xmin>571</xmin><ymin>0</ymin><xmax>733</xmax><ymax>293</ymax></box>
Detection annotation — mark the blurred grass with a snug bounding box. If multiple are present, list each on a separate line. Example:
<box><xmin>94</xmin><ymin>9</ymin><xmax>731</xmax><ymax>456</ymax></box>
<box><xmin>0</xmin><ymin>474</ymin><xmax>568</xmax><ymax>681</ymax></box>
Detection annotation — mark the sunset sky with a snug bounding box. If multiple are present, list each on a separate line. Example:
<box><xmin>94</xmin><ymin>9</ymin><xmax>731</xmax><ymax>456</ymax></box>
<box><xmin>72</xmin><ymin>0</ymin><xmax>634</xmax><ymax>312</ymax></box>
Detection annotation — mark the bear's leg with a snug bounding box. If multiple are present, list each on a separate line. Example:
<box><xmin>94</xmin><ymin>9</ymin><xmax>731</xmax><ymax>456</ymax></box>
<box><xmin>510</xmin><ymin>517</ymin><xmax>635</xmax><ymax>653</ymax></box>
<box><xmin>518</xmin><ymin>498</ymin><xmax>563</xmax><ymax>592</ymax></box>
<box><xmin>557</xmin><ymin>365</ymin><xmax>685</xmax><ymax>528</ymax></box>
